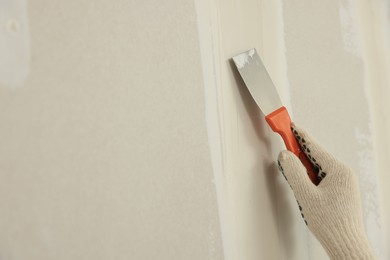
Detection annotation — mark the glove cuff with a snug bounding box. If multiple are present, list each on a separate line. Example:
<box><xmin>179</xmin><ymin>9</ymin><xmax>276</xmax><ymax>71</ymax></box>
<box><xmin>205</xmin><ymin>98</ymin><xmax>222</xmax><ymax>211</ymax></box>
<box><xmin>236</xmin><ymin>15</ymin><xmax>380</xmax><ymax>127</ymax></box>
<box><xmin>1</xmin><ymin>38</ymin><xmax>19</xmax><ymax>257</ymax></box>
<box><xmin>315</xmin><ymin>219</ymin><xmax>375</xmax><ymax>260</ymax></box>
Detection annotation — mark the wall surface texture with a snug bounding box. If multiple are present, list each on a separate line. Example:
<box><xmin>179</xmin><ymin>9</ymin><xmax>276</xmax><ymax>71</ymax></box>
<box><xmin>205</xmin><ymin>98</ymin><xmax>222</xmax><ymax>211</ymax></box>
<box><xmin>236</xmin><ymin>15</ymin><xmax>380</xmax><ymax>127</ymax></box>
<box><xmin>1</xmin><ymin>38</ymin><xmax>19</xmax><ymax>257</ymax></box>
<box><xmin>0</xmin><ymin>0</ymin><xmax>223</xmax><ymax>259</ymax></box>
<box><xmin>1</xmin><ymin>0</ymin><xmax>390</xmax><ymax>259</ymax></box>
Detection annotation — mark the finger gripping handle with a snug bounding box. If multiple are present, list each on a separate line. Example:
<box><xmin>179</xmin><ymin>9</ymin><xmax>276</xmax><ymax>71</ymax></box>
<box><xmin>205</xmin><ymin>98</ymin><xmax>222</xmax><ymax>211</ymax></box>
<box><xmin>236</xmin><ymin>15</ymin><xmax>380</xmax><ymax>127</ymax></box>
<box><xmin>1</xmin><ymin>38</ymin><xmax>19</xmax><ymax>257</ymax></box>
<box><xmin>266</xmin><ymin>107</ymin><xmax>319</xmax><ymax>185</ymax></box>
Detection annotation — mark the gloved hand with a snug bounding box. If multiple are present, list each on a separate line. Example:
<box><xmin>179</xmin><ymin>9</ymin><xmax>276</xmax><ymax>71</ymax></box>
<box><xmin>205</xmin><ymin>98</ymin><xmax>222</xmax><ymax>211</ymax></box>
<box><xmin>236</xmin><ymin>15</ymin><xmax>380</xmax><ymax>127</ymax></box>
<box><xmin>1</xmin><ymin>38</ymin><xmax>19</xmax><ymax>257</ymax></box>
<box><xmin>277</xmin><ymin>124</ymin><xmax>376</xmax><ymax>260</ymax></box>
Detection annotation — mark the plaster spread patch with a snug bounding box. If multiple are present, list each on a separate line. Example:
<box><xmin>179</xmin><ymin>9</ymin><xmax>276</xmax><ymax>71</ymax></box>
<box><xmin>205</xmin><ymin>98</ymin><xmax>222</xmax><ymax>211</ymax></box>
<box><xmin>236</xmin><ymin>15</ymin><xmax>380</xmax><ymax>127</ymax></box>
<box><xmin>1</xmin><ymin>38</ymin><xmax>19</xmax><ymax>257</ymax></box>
<box><xmin>339</xmin><ymin>0</ymin><xmax>361</xmax><ymax>57</ymax></box>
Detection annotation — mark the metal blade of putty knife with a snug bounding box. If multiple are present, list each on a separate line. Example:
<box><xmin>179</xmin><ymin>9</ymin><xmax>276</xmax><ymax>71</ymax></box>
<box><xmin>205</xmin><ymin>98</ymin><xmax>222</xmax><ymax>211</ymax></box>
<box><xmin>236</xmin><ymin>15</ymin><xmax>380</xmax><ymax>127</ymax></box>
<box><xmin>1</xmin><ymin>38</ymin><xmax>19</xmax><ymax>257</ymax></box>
<box><xmin>232</xmin><ymin>48</ymin><xmax>318</xmax><ymax>185</ymax></box>
<box><xmin>232</xmin><ymin>49</ymin><xmax>283</xmax><ymax>116</ymax></box>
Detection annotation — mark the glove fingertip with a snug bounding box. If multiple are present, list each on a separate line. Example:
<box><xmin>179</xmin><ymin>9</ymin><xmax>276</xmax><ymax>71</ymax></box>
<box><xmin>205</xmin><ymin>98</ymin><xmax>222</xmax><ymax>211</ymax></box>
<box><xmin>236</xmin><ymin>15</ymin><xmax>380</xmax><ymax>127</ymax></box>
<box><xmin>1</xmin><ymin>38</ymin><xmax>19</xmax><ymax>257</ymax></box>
<box><xmin>278</xmin><ymin>150</ymin><xmax>315</xmax><ymax>194</ymax></box>
<box><xmin>278</xmin><ymin>150</ymin><xmax>294</xmax><ymax>162</ymax></box>
<box><xmin>278</xmin><ymin>150</ymin><xmax>300</xmax><ymax>179</ymax></box>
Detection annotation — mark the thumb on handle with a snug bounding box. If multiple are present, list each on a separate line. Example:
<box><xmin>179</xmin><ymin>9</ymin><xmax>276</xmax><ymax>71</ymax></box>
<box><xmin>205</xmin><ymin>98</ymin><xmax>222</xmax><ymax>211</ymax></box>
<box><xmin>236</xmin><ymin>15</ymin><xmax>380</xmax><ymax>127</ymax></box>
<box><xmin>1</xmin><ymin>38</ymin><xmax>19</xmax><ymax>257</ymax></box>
<box><xmin>266</xmin><ymin>107</ymin><xmax>319</xmax><ymax>185</ymax></box>
<box><xmin>278</xmin><ymin>150</ymin><xmax>316</xmax><ymax>194</ymax></box>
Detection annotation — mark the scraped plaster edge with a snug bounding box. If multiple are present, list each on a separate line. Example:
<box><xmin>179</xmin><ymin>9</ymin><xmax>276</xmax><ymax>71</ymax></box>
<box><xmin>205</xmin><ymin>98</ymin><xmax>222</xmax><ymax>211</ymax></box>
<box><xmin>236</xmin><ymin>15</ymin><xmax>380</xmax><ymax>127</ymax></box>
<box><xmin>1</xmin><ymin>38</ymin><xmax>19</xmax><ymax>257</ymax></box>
<box><xmin>194</xmin><ymin>0</ymin><xmax>230</xmax><ymax>259</ymax></box>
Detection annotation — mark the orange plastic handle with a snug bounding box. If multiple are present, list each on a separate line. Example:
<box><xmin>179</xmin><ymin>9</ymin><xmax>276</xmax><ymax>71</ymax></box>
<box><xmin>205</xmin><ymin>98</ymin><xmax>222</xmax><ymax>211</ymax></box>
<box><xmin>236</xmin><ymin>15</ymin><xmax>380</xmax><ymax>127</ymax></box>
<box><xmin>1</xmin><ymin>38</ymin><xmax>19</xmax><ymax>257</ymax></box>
<box><xmin>265</xmin><ymin>106</ymin><xmax>319</xmax><ymax>185</ymax></box>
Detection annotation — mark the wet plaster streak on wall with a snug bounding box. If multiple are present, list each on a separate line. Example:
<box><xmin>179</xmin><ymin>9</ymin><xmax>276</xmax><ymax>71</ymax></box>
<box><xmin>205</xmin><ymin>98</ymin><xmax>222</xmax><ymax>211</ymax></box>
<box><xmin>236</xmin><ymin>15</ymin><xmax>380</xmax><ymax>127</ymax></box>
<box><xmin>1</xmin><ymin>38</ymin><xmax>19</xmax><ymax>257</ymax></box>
<box><xmin>194</xmin><ymin>0</ymin><xmax>229</xmax><ymax>259</ymax></box>
<box><xmin>194</xmin><ymin>0</ymin><xmax>231</xmax><ymax>258</ymax></box>
<box><xmin>195</xmin><ymin>0</ymin><xmax>309</xmax><ymax>259</ymax></box>
<box><xmin>0</xmin><ymin>0</ymin><xmax>30</xmax><ymax>87</ymax></box>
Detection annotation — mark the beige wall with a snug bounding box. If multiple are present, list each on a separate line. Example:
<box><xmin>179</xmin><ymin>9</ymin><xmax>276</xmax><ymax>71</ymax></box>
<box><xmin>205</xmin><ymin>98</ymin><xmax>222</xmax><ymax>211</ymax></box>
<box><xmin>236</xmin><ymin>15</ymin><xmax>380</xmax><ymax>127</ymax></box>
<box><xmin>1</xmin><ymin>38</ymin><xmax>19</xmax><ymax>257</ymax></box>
<box><xmin>0</xmin><ymin>1</ymin><xmax>223</xmax><ymax>259</ymax></box>
<box><xmin>1</xmin><ymin>0</ymin><xmax>389</xmax><ymax>259</ymax></box>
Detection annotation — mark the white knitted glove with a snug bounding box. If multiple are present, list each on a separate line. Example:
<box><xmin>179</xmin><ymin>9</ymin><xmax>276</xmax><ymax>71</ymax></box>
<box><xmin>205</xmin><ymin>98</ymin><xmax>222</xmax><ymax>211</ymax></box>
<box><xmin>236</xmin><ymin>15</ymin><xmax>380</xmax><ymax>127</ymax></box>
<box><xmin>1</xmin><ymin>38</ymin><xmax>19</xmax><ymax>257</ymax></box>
<box><xmin>277</xmin><ymin>124</ymin><xmax>376</xmax><ymax>260</ymax></box>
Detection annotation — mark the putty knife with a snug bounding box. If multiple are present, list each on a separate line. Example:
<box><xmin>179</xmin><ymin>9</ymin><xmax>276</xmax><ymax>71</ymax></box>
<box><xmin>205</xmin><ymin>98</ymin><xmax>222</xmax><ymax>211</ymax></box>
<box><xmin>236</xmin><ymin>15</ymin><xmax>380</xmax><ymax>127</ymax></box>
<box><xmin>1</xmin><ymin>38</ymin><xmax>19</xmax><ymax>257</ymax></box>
<box><xmin>232</xmin><ymin>48</ymin><xmax>318</xmax><ymax>185</ymax></box>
